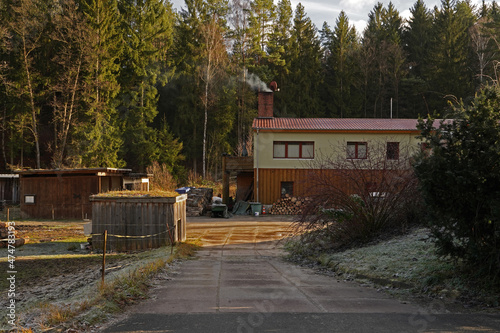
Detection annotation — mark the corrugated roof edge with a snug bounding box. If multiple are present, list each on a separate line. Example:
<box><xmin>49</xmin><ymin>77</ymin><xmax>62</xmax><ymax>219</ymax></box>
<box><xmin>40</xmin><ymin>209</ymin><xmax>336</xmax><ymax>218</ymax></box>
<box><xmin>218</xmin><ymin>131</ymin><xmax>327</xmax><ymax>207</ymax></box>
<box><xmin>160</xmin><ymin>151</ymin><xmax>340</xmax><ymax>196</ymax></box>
<box><xmin>15</xmin><ymin>167</ymin><xmax>133</xmax><ymax>175</ymax></box>
<box><xmin>252</xmin><ymin>118</ymin><xmax>445</xmax><ymax>131</ymax></box>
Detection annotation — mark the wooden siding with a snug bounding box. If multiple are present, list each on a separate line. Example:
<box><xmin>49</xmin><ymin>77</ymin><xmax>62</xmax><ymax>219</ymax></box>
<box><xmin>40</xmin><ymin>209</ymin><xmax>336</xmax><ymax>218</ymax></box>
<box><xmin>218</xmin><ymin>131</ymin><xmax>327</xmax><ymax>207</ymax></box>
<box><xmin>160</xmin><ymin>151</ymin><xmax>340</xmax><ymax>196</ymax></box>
<box><xmin>20</xmin><ymin>175</ymin><xmax>100</xmax><ymax>219</ymax></box>
<box><xmin>256</xmin><ymin>168</ymin><xmax>312</xmax><ymax>205</ymax></box>
<box><xmin>255</xmin><ymin>168</ymin><xmax>409</xmax><ymax>205</ymax></box>
<box><xmin>91</xmin><ymin>195</ymin><xmax>187</xmax><ymax>252</ymax></box>
<box><xmin>224</xmin><ymin>156</ymin><xmax>253</xmax><ymax>171</ymax></box>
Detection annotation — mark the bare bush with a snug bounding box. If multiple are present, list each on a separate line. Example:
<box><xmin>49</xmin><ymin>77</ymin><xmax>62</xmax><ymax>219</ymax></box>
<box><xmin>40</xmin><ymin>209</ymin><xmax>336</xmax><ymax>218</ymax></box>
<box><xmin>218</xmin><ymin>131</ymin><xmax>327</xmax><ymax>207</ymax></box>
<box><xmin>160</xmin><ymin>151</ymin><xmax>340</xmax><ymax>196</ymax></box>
<box><xmin>297</xmin><ymin>139</ymin><xmax>423</xmax><ymax>250</ymax></box>
<box><xmin>146</xmin><ymin>161</ymin><xmax>177</xmax><ymax>192</ymax></box>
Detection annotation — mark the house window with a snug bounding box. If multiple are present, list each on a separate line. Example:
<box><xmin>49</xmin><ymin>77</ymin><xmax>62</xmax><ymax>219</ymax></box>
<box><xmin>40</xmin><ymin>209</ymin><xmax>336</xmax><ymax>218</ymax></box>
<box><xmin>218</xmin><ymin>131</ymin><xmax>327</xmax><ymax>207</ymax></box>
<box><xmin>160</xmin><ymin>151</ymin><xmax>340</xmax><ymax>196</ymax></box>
<box><xmin>347</xmin><ymin>142</ymin><xmax>367</xmax><ymax>159</ymax></box>
<box><xmin>273</xmin><ymin>141</ymin><xmax>314</xmax><ymax>159</ymax></box>
<box><xmin>387</xmin><ymin>142</ymin><xmax>399</xmax><ymax>160</ymax></box>
<box><xmin>281</xmin><ymin>182</ymin><xmax>293</xmax><ymax>197</ymax></box>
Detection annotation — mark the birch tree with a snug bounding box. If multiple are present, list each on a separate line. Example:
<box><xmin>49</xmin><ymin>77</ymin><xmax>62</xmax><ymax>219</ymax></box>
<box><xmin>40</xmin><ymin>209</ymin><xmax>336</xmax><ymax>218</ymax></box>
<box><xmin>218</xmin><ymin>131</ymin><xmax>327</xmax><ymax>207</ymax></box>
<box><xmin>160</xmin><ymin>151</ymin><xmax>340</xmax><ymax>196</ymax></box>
<box><xmin>199</xmin><ymin>13</ymin><xmax>228</xmax><ymax>178</ymax></box>
<box><xmin>7</xmin><ymin>0</ymin><xmax>48</xmax><ymax>169</ymax></box>
<box><xmin>49</xmin><ymin>0</ymin><xmax>93</xmax><ymax>168</ymax></box>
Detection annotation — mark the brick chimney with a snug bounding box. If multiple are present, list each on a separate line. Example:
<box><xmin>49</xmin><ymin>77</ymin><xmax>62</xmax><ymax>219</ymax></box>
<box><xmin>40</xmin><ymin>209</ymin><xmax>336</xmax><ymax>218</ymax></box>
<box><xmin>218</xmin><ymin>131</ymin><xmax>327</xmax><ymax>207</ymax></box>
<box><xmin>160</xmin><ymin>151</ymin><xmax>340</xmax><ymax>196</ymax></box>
<box><xmin>258</xmin><ymin>92</ymin><xmax>273</xmax><ymax>118</ymax></box>
<box><xmin>257</xmin><ymin>81</ymin><xmax>277</xmax><ymax>118</ymax></box>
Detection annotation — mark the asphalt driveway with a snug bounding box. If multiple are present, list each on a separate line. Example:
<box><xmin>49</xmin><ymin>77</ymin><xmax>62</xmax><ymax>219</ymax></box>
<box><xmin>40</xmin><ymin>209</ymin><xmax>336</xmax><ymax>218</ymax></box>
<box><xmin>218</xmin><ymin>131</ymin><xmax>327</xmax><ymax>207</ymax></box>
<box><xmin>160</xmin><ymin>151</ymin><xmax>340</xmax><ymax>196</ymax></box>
<box><xmin>103</xmin><ymin>215</ymin><xmax>500</xmax><ymax>332</ymax></box>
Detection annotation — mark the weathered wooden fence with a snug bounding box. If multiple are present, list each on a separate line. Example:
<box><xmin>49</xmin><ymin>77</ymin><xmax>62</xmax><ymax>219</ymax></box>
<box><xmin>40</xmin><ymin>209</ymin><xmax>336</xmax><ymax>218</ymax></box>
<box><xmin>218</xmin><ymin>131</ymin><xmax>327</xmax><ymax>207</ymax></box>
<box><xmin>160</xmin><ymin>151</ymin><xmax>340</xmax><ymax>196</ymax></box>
<box><xmin>90</xmin><ymin>194</ymin><xmax>187</xmax><ymax>252</ymax></box>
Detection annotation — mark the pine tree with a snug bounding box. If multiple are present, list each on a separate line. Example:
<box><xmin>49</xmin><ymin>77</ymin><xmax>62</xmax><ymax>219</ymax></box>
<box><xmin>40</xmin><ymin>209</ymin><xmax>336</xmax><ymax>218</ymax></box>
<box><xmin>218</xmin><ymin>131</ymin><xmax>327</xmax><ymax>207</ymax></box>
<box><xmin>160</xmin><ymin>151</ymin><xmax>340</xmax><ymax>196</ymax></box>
<box><xmin>323</xmin><ymin>11</ymin><xmax>360</xmax><ymax>118</ymax></box>
<box><xmin>428</xmin><ymin>0</ymin><xmax>476</xmax><ymax>109</ymax></box>
<box><xmin>76</xmin><ymin>0</ymin><xmax>125</xmax><ymax>168</ymax></box>
<box><xmin>117</xmin><ymin>0</ymin><xmax>175</xmax><ymax>172</ymax></box>
<box><xmin>267</xmin><ymin>0</ymin><xmax>291</xmax><ymax>80</ymax></box>
<box><xmin>155</xmin><ymin>115</ymin><xmax>185</xmax><ymax>176</ymax></box>
<box><xmin>247</xmin><ymin>0</ymin><xmax>275</xmax><ymax>80</ymax></box>
<box><xmin>404</xmin><ymin>0</ymin><xmax>433</xmax><ymax>80</ymax></box>
<box><xmin>399</xmin><ymin>0</ymin><xmax>433</xmax><ymax>117</ymax></box>
<box><xmin>281</xmin><ymin>3</ymin><xmax>322</xmax><ymax>117</ymax></box>
<box><xmin>361</xmin><ymin>2</ymin><xmax>406</xmax><ymax>117</ymax></box>
<box><xmin>267</xmin><ymin>0</ymin><xmax>292</xmax><ymax>115</ymax></box>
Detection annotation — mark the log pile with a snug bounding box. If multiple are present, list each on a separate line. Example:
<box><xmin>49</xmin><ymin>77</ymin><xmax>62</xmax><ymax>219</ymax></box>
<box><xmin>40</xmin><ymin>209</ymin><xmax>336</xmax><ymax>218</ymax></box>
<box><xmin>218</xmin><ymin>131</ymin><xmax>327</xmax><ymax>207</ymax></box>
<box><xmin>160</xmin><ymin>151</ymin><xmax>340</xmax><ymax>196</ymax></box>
<box><xmin>270</xmin><ymin>195</ymin><xmax>312</xmax><ymax>215</ymax></box>
<box><xmin>186</xmin><ymin>187</ymin><xmax>214</xmax><ymax>217</ymax></box>
<box><xmin>0</xmin><ymin>222</ymin><xmax>27</xmax><ymax>248</ymax></box>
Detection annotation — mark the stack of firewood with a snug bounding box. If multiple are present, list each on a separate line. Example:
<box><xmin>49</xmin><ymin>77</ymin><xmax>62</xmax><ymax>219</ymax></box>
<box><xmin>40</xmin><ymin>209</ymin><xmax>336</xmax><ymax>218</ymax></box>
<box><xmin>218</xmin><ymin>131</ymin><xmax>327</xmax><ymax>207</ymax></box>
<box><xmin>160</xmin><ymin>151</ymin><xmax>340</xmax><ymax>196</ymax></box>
<box><xmin>186</xmin><ymin>188</ymin><xmax>214</xmax><ymax>217</ymax></box>
<box><xmin>0</xmin><ymin>222</ymin><xmax>27</xmax><ymax>248</ymax></box>
<box><xmin>270</xmin><ymin>195</ymin><xmax>312</xmax><ymax>215</ymax></box>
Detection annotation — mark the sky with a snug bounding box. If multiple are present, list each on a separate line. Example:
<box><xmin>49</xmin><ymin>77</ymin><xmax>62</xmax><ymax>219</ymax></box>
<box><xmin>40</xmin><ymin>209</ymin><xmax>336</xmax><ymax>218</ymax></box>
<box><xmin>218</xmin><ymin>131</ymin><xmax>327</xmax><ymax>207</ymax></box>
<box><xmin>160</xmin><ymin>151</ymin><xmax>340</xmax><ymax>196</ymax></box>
<box><xmin>169</xmin><ymin>0</ymin><xmax>490</xmax><ymax>33</ymax></box>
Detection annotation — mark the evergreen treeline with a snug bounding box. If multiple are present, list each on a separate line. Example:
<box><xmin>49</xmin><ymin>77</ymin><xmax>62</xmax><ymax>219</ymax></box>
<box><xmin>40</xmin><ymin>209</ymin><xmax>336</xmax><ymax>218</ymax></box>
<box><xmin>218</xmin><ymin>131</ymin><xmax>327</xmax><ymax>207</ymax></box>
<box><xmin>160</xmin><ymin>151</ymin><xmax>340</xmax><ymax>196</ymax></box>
<box><xmin>1</xmin><ymin>0</ymin><xmax>500</xmax><ymax>181</ymax></box>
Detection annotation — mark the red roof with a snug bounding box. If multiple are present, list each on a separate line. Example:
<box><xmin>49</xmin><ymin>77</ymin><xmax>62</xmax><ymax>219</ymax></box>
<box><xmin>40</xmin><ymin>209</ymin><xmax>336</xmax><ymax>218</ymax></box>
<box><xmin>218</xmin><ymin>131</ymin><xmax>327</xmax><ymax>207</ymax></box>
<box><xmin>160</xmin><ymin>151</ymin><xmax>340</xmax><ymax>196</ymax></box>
<box><xmin>252</xmin><ymin>118</ymin><xmax>438</xmax><ymax>132</ymax></box>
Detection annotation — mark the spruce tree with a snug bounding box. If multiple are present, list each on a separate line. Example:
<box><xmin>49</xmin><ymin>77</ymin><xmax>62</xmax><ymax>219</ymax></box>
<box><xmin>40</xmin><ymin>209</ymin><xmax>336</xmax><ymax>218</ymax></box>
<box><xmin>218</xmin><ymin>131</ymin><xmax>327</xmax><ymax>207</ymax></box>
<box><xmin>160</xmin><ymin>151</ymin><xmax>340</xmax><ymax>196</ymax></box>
<box><xmin>428</xmin><ymin>0</ymin><xmax>476</xmax><ymax>110</ymax></box>
<box><xmin>76</xmin><ymin>0</ymin><xmax>125</xmax><ymax>168</ymax></box>
<box><xmin>247</xmin><ymin>0</ymin><xmax>275</xmax><ymax>80</ymax></box>
<box><xmin>323</xmin><ymin>11</ymin><xmax>360</xmax><ymax>118</ymax></box>
<box><xmin>281</xmin><ymin>3</ymin><xmax>322</xmax><ymax>117</ymax></box>
<box><xmin>117</xmin><ymin>0</ymin><xmax>175</xmax><ymax>172</ymax></box>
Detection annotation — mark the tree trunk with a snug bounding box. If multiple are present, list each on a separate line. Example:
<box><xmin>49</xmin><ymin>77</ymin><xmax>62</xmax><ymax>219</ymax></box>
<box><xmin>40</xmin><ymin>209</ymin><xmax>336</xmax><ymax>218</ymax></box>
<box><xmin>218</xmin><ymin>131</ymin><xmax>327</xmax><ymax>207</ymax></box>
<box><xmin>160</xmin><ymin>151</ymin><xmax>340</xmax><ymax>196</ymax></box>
<box><xmin>23</xmin><ymin>37</ymin><xmax>41</xmax><ymax>169</ymax></box>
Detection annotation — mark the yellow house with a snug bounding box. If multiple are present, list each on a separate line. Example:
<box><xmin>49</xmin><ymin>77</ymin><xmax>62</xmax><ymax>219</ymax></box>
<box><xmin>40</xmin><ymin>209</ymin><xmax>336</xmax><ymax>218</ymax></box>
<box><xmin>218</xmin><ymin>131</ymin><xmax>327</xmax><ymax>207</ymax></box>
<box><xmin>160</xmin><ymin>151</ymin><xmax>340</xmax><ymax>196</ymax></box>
<box><xmin>251</xmin><ymin>92</ymin><xmax>433</xmax><ymax>205</ymax></box>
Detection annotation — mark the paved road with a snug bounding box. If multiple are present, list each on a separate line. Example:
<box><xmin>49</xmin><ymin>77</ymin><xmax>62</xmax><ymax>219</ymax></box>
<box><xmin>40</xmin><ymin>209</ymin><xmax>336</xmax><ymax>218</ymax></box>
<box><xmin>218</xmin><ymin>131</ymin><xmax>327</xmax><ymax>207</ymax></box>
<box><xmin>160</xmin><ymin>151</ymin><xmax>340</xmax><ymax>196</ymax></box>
<box><xmin>103</xmin><ymin>216</ymin><xmax>500</xmax><ymax>332</ymax></box>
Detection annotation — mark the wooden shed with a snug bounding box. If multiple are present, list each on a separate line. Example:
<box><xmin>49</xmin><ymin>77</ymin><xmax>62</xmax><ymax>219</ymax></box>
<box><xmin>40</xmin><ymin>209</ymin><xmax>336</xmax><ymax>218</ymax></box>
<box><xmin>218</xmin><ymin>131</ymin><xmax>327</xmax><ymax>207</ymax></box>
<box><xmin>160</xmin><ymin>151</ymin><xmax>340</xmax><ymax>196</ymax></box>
<box><xmin>17</xmin><ymin>168</ymin><xmax>150</xmax><ymax>220</ymax></box>
<box><xmin>90</xmin><ymin>194</ymin><xmax>187</xmax><ymax>252</ymax></box>
<box><xmin>222</xmin><ymin>156</ymin><xmax>254</xmax><ymax>204</ymax></box>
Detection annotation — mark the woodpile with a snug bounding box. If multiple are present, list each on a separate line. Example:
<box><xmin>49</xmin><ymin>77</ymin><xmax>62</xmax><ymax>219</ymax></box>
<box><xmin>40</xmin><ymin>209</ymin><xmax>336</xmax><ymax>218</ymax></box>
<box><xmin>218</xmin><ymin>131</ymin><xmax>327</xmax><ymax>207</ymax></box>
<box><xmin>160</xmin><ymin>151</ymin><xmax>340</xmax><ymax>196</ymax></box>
<box><xmin>270</xmin><ymin>195</ymin><xmax>312</xmax><ymax>215</ymax></box>
<box><xmin>186</xmin><ymin>188</ymin><xmax>213</xmax><ymax>217</ymax></box>
<box><xmin>0</xmin><ymin>222</ymin><xmax>27</xmax><ymax>248</ymax></box>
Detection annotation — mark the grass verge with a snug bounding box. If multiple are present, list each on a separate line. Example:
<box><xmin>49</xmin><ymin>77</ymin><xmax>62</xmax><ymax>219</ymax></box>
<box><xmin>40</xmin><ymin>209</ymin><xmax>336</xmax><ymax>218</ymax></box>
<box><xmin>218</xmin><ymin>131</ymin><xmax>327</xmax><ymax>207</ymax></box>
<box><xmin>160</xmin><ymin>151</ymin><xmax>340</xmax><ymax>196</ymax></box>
<box><xmin>285</xmin><ymin>227</ymin><xmax>500</xmax><ymax>312</ymax></box>
<box><xmin>5</xmin><ymin>242</ymin><xmax>199</xmax><ymax>332</ymax></box>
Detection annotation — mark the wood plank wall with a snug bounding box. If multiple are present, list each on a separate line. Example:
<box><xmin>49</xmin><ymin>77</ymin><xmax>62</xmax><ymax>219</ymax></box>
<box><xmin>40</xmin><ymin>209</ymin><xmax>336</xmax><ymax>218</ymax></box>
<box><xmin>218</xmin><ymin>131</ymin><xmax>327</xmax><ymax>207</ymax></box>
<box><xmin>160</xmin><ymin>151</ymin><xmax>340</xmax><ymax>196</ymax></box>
<box><xmin>91</xmin><ymin>196</ymin><xmax>187</xmax><ymax>252</ymax></box>
<box><xmin>20</xmin><ymin>175</ymin><xmax>99</xmax><ymax>219</ymax></box>
<box><xmin>255</xmin><ymin>168</ymin><xmax>403</xmax><ymax>205</ymax></box>
<box><xmin>256</xmin><ymin>168</ymin><xmax>312</xmax><ymax>205</ymax></box>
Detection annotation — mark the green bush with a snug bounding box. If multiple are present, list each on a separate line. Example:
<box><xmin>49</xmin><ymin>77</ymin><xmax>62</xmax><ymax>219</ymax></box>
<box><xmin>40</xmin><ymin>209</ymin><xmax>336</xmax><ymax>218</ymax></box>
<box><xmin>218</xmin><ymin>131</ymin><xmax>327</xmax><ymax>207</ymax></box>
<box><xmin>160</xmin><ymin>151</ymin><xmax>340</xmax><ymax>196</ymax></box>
<box><xmin>414</xmin><ymin>85</ymin><xmax>500</xmax><ymax>278</ymax></box>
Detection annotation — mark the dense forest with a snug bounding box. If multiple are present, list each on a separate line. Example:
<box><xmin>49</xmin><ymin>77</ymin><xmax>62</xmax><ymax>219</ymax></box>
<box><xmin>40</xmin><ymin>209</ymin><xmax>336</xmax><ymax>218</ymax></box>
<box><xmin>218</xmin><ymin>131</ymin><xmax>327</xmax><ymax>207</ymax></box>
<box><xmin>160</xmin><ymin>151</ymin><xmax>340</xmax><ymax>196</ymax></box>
<box><xmin>1</xmin><ymin>0</ymin><xmax>500</xmax><ymax>181</ymax></box>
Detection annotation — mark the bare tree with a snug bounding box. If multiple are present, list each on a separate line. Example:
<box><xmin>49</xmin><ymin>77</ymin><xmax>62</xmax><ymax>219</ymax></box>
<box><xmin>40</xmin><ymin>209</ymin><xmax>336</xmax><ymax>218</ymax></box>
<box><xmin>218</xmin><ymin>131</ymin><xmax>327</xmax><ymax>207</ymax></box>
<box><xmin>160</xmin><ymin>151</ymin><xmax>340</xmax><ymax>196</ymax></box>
<box><xmin>230</xmin><ymin>0</ymin><xmax>251</xmax><ymax>155</ymax></box>
<box><xmin>8</xmin><ymin>0</ymin><xmax>47</xmax><ymax>169</ymax></box>
<box><xmin>199</xmin><ymin>14</ymin><xmax>228</xmax><ymax>178</ymax></box>
<box><xmin>49</xmin><ymin>0</ymin><xmax>92</xmax><ymax>168</ymax></box>
<box><xmin>470</xmin><ymin>18</ymin><xmax>496</xmax><ymax>85</ymax></box>
<box><xmin>297</xmin><ymin>139</ymin><xmax>422</xmax><ymax>249</ymax></box>
<box><xmin>0</xmin><ymin>24</ymin><xmax>10</xmax><ymax>169</ymax></box>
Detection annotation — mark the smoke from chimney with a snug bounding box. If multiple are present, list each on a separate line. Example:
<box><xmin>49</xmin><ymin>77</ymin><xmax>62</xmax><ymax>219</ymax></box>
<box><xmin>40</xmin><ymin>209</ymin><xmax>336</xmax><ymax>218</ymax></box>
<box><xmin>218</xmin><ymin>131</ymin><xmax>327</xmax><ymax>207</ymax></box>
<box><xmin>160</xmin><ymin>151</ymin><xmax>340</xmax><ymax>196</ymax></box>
<box><xmin>242</xmin><ymin>70</ymin><xmax>272</xmax><ymax>92</ymax></box>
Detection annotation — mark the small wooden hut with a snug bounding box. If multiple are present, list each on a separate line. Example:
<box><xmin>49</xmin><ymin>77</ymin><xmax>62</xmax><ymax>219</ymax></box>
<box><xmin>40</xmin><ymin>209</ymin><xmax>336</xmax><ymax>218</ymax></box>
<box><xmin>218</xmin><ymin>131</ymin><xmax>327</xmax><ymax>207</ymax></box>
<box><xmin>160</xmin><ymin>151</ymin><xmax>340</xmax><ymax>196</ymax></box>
<box><xmin>90</xmin><ymin>194</ymin><xmax>187</xmax><ymax>252</ymax></box>
<box><xmin>17</xmin><ymin>168</ymin><xmax>150</xmax><ymax>220</ymax></box>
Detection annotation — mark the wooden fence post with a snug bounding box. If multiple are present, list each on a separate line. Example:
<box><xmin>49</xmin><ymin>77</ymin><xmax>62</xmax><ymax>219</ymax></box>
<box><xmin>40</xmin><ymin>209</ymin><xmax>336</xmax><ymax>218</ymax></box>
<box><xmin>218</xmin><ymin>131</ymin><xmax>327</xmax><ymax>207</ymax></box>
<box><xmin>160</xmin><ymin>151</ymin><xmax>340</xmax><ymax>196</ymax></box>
<box><xmin>101</xmin><ymin>230</ymin><xmax>108</xmax><ymax>286</ymax></box>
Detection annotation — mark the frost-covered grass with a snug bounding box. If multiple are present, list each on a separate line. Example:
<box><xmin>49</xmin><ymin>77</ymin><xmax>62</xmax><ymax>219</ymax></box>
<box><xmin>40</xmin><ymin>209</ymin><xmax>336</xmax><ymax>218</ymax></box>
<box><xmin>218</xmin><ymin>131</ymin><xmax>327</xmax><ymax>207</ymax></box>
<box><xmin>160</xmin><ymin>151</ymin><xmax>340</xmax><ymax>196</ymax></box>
<box><xmin>286</xmin><ymin>227</ymin><xmax>500</xmax><ymax>310</ymax></box>
<box><xmin>316</xmin><ymin>229</ymin><xmax>447</xmax><ymax>285</ymax></box>
<box><xmin>0</xmin><ymin>243</ymin><xmax>199</xmax><ymax>332</ymax></box>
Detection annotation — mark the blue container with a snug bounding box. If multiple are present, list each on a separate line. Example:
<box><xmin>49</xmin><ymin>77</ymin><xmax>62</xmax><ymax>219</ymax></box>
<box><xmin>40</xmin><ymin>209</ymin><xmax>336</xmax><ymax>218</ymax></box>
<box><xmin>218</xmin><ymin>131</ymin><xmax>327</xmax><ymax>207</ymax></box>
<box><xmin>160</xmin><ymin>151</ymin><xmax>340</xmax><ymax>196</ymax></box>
<box><xmin>175</xmin><ymin>187</ymin><xmax>192</xmax><ymax>194</ymax></box>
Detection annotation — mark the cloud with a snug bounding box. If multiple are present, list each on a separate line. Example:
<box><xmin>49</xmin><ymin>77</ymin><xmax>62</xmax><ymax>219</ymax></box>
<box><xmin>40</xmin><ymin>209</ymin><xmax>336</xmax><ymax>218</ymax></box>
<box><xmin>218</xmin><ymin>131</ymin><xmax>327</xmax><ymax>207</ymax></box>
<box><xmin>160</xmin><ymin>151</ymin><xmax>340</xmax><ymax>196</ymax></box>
<box><xmin>339</xmin><ymin>0</ymin><xmax>378</xmax><ymax>12</ymax></box>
